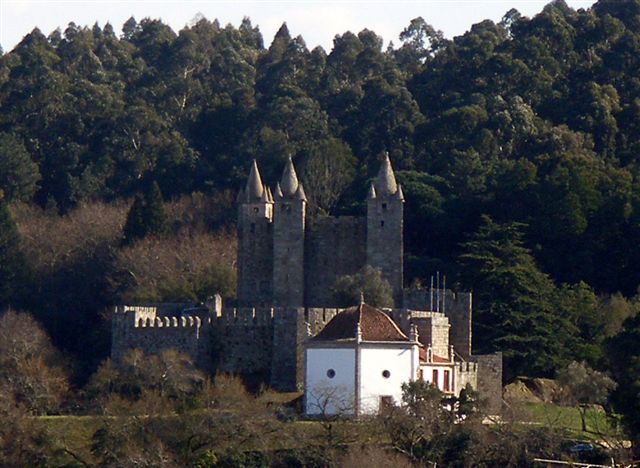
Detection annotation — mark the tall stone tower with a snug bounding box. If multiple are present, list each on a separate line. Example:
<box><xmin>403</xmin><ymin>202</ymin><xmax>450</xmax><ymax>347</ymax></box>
<box><xmin>273</xmin><ymin>157</ymin><xmax>307</xmax><ymax>307</ymax></box>
<box><xmin>237</xmin><ymin>160</ymin><xmax>274</xmax><ymax>306</ymax></box>
<box><xmin>366</xmin><ymin>153</ymin><xmax>404</xmax><ymax>305</ymax></box>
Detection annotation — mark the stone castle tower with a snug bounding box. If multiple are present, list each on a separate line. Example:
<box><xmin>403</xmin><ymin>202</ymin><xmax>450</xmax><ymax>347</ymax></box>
<box><xmin>236</xmin><ymin>154</ymin><xmax>404</xmax><ymax>308</ymax></box>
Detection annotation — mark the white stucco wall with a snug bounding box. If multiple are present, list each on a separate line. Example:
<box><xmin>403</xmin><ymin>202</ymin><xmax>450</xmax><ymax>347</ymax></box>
<box><xmin>305</xmin><ymin>347</ymin><xmax>355</xmax><ymax>415</ymax></box>
<box><xmin>420</xmin><ymin>363</ymin><xmax>455</xmax><ymax>393</ymax></box>
<box><xmin>358</xmin><ymin>344</ymin><xmax>416</xmax><ymax>414</ymax></box>
<box><xmin>454</xmin><ymin>362</ymin><xmax>478</xmax><ymax>396</ymax></box>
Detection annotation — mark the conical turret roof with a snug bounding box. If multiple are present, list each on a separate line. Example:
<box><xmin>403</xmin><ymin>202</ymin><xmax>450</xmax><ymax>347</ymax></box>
<box><xmin>295</xmin><ymin>183</ymin><xmax>307</xmax><ymax>201</ymax></box>
<box><xmin>245</xmin><ymin>160</ymin><xmax>264</xmax><ymax>201</ymax></box>
<box><xmin>280</xmin><ymin>156</ymin><xmax>299</xmax><ymax>197</ymax></box>
<box><xmin>374</xmin><ymin>152</ymin><xmax>398</xmax><ymax>197</ymax></box>
<box><xmin>367</xmin><ymin>183</ymin><xmax>377</xmax><ymax>200</ymax></box>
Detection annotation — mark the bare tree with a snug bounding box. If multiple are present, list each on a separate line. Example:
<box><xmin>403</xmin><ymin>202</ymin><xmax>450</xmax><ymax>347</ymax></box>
<box><xmin>306</xmin><ymin>383</ymin><xmax>354</xmax><ymax>451</ymax></box>
<box><xmin>300</xmin><ymin>137</ymin><xmax>356</xmax><ymax>216</ymax></box>
<box><xmin>0</xmin><ymin>309</ymin><xmax>69</xmax><ymax>414</ymax></box>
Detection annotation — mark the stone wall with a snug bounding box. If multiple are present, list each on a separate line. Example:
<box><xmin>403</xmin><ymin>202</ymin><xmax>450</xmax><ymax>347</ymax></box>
<box><xmin>111</xmin><ymin>305</ymin><xmax>211</xmax><ymax>370</ymax></box>
<box><xmin>367</xmin><ymin>195</ymin><xmax>404</xmax><ymax>305</ymax></box>
<box><xmin>112</xmin><ymin>301</ymin><xmax>492</xmax><ymax>400</ymax></box>
<box><xmin>403</xmin><ymin>288</ymin><xmax>472</xmax><ymax>358</ymax></box>
<box><xmin>210</xmin><ymin>307</ymin><xmax>275</xmax><ymax>386</ymax></box>
<box><xmin>273</xmin><ymin>199</ymin><xmax>306</xmax><ymax>307</ymax></box>
<box><xmin>475</xmin><ymin>352</ymin><xmax>503</xmax><ymax>415</ymax></box>
<box><xmin>304</xmin><ymin>216</ymin><xmax>366</xmax><ymax>307</ymax></box>
<box><xmin>388</xmin><ymin>309</ymin><xmax>450</xmax><ymax>358</ymax></box>
<box><xmin>237</xmin><ymin>202</ymin><xmax>273</xmax><ymax>307</ymax></box>
<box><xmin>271</xmin><ymin>308</ymin><xmax>305</xmax><ymax>391</ymax></box>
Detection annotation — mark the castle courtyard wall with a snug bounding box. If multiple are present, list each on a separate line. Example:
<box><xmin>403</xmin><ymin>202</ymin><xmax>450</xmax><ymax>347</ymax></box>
<box><xmin>304</xmin><ymin>216</ymin><xmax>367</xmax><ymax>307</ymax></box>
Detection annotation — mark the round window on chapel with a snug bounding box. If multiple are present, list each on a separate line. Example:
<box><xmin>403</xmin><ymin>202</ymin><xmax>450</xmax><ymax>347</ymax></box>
<box><xmin>327</xmin><ymin>369</ymin><xmax>336</xmax><ymax>379</ymax></box>
<box><xmin>382</xmin><ymin>370</ymin><xmax>391</xmax><ymax>379</ymax></box>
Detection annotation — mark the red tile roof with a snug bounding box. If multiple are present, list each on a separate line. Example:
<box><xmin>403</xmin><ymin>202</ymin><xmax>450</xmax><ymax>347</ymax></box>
<box><xmin>312</xmin><ymin>303</ymin><xmax>409</xmax><ymax>342</ymax></box>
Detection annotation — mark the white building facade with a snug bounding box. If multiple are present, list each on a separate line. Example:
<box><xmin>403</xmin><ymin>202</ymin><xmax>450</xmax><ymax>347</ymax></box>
<box><xmin>304</xmin><ymin>303</ymin><xmax>478</xmax><ymax>416</ymax></box>
<box><xmin>304</xmin><ymin>303</ymin><xmax>421</xmax><ymax>416</ymax></box>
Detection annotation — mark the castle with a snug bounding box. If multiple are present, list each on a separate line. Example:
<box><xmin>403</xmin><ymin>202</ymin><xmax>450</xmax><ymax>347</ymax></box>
<box><xmin>111</xmin><ymin>155</ymin><xmax>503</xmax><ymax>413</ymax></box>
<box><xmin>236</xmin><ymin>154</ymin><xmax>404</xmax><ymax>308</ymax></box>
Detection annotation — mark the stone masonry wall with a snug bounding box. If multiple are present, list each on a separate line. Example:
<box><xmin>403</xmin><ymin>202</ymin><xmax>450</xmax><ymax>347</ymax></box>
<box><xmin>273</xmin><ymin>200</ymin><xmax>306</xmax><ymax>307</ymax></box>
<box><xmin>237</xmin><ymin>202</ymin><xmax>273</xmax><ymax>307</ymax></box>
<box><xmin>211</xmin><ymin>307</ymin><xmax>275</xmax><ymax>385</ymax></box>
<box><xmin>304</xmin><ymin>216</ymin><xmax>366</xmax><ymax>307</ymax></box>
<box><xmin>475</xmin><ymin>352</ymin><xmax>503</xmax><ymax>415</ymax></box>
<box><xmin>403</xmin><ymin>288</ymin><xmax>472</xmax><ymax>358</ymax></box>
<box><xmin>367</xmin><ymin>196</ymin><xmax>404</xmax><ymax>305</ymax></box>
<box><xmin>388</xmin><ymin>309</ymin><xmax>450</xmax><ymax>357</ymax></box>
<box><xmin>111</xmin><ymin>305</ymin><xmax>211</xmax><ymax>370</ymax></box>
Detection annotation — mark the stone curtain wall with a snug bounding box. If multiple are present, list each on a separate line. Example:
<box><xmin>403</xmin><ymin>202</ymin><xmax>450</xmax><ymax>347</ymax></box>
<box><xmin>304</xmin><ymin>216</ymin><xmax>367</xmax><ymax>307</ymax></box>
<box><xmin>113</xmin><ymin>302</ymin><xmax>496</xmax><ymax>399</ymax></box>
<box><xmin>211</xmin><ymin>307</ymin><xmax>275</xmax><ymax>386</ymax></box>
<box><xmin>475</xmin><ymin>352</ymin><xmax>503</xmax><ymax>415</ymax></box>
<box><xmin>111</xmin><ymin>305</ymin><xmax>211</xmax><ymax>369</ymax></box>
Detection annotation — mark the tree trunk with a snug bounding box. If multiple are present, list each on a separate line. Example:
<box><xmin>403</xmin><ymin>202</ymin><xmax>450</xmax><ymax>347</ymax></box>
<box><xmin>579</xmin><ymin>405</ymin><xmax>587</xmax><ymax>432</ymax></box>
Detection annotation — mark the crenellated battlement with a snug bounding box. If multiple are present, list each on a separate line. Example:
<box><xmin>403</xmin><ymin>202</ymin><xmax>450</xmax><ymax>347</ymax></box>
<box><xmin>216</xmin><ymin>307</ymin><xmax>275</xmax><ymax>324</ymax></box>
<box><xmin>134</xmin><ymin>315</ymin><xmax>202</xmax><ymax>329</ymax></box>
<box><xmin>112</xmin><ymin>294</ymin><xmax>480</xmax><ymax>393</ymax></box>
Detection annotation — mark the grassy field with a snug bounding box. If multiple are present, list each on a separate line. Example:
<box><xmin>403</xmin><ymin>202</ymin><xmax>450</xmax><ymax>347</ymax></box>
<box><xmin>510</xmin><ymin>402</ymin><xmax>622</xmax><ymax>440</ymax></box>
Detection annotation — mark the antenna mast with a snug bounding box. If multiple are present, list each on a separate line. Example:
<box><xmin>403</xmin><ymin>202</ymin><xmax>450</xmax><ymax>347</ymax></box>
<box><xmin>436</xmin><ymin>271</ymin><xmax>440</xmax><ymax>312</ymax></box>
<box><xmin>443</xmin><ymin>275</ymin><xmax>446</xmax><ymax>314</ymax></box>
<box><xmin>430</xmin><ymin>276</ymin><xmax>434</xmax><ymax>311</ymax></box>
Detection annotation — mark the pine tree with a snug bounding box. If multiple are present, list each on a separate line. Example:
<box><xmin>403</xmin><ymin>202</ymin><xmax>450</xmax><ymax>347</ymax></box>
<box><xmin>122</xmin><ymin>182</ymin><xmax>167</xmax><ymax>245</ymax></box>
<box><xmin>122</xmin><ymin>194</ymin><xmax>146</xmax><ymax>245</ymax></box>
<box><xmin>459</xmin><ymin>215</ymin><xmax>571</xmax><ymax>381</ymax></box>
<box><xmin>142</xmin><ymin>181</ymin><xmax>167</xmax><ymax>237</ymax></box>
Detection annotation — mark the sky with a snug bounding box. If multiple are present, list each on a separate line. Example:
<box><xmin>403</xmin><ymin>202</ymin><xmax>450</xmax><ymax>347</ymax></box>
<box><xmin>1</xmin><ymin>0</ymin><xmax>597</xmax><ymax>54</ymax></box>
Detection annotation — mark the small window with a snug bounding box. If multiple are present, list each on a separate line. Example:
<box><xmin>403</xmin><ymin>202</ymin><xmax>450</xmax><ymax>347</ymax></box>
<box><xmin>326</xmin><ymin>369</ymin><xmax>336</xmax><ymax>379</ymax></box>
<box><xmin>432</xmin><ymin>369</ymin><xmax>439</xmax><ymax>387</ymax></box>
<box><xmin>444</xmin><ymin>370</ymin><xmax>451</xmax><ymax>392</ymax></box>
<box><xmin>253</xmin><ymin>207</ymin><xmax>259</xmax><ymax>213</ymax></box>
<box><xmin>382</xmin><ymin>370</ymin><xmax>391</xmax><ymax>379</ymax></box>
<box><xmin>250</xmin><ymin>223</ymin><xmax>255</xmax><ymax>233</ymax></box>
<box><xmin>380</xmin><ymin>220</ymin><xmax>384</xmax><ymax>227</ymax></box>
<box><xmin>382</xmin><ymin>203</ymin><xmax>387</xmax><ymax>210</ymax></box>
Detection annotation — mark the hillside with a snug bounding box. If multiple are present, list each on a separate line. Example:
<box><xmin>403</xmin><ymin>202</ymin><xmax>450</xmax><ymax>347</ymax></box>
<box><xmin>1</xmin><ymin>0</ymin><xmax>640</xmax><ymax>438</ymax></box>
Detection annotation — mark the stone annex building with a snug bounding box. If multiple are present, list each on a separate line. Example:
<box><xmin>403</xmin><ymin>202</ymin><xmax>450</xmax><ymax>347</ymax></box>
<box><xmin>112</xmin><ymin>155</ymin><xmax>503</xmax><ymax>413</ymax></box>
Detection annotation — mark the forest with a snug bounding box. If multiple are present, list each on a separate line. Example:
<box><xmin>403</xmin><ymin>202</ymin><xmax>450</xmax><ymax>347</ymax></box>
<box><xmin>2</xmin><ymin>0</ymin><xmax>640</xmax><ymax>461</ymax></box>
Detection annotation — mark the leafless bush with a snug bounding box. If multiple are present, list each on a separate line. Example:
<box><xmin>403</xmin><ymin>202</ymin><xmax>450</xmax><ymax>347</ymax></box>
<box><xmin>116</xmin><ymin>230</ymin><xmax>237</xmax><ymax>302</ymax></box>
<box><xmin>12</xmin><ymin>201</ymin><xmax>127</xmax><ymax>274</ymax></box>
<box><xmin>339</xmin><ymin>444</ymin><xmax>413</xmax><ymax>468</ymax></box>
<box><xmin>0</xmin><ymin>309</ymin><xmax>69</xmax><ymax>414</ymax></box>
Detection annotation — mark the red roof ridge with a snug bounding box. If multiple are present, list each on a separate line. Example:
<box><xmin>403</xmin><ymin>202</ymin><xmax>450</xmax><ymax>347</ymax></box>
<box><xmin>311</xmin><ymin>303</ymin><xmax>410</xmax><ymax>342</ymax></box>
